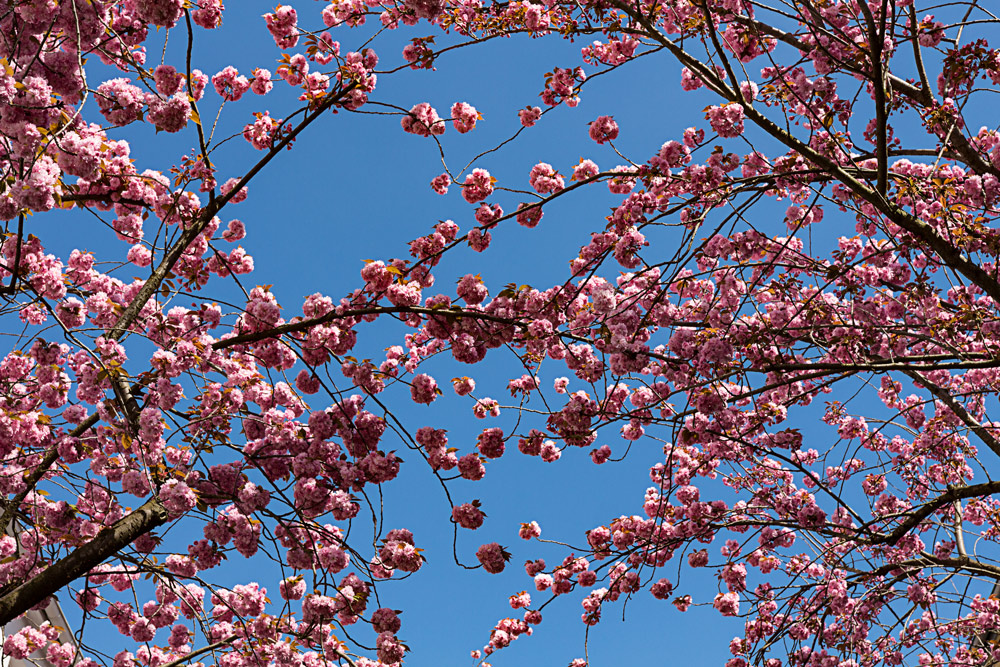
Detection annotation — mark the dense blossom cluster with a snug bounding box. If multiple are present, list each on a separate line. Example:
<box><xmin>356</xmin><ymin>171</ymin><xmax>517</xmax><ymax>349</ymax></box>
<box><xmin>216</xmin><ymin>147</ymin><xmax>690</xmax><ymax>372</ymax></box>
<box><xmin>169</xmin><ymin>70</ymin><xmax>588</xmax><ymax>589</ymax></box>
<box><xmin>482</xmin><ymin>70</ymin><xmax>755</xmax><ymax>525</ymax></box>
<box><xmin>3</xmin><ymin>1</ymin><xmax>1000</xmax><ymax>667</ymax></box>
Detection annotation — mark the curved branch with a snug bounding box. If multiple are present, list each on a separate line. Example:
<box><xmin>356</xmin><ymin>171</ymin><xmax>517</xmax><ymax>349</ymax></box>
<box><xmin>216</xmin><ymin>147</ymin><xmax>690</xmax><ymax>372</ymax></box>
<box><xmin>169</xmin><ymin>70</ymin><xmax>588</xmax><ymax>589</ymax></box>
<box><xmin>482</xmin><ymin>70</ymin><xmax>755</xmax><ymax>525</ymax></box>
<box><xmin>904</xmin><ymin>369</ymin><xmax>1000</xmax><ymax>460</ymax></box>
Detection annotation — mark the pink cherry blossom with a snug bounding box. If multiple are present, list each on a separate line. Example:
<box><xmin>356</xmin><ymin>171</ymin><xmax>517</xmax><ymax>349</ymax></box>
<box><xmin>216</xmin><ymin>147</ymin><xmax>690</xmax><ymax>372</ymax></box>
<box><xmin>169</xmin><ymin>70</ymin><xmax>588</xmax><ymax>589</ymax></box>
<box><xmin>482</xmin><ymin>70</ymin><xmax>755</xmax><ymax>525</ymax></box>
<box><xmin>588</xmin><ymin>115</ymin><xmax>619</xmax><ymax>144</ymax></box>
<box><xmin>462</xmin><ymin>168</ymin><xmax>494</xmax><ymax>203</ymax></box>
<box><xmin>476</xmin><ymin>542</ymin><xmax>508</xmax><ymax>573</ymax></box>
<box><xmin>451</xmin><ymin>102</ymin><xmax>479</xmax><ymax>133</ymax></box>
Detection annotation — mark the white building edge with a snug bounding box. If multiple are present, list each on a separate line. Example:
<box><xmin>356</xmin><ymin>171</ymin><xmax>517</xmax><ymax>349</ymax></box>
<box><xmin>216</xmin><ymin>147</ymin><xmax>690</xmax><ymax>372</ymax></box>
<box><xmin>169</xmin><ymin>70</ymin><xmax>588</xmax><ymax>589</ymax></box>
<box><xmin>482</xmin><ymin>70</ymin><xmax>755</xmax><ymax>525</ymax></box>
<box><xmin>1</xmin><ymin>598</ymin><xmax>77</xmax><ymax>667</ymax></box>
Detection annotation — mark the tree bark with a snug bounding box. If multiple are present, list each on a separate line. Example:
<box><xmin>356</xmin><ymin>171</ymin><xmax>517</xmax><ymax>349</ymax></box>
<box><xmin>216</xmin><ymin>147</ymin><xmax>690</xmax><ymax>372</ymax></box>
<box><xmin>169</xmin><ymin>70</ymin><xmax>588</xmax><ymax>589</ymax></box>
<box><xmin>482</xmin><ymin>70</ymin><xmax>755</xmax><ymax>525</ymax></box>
<box><xmin>0</xmin><ymin>497</ymin><xmax>168</xmax><ymax>626</ymax></box>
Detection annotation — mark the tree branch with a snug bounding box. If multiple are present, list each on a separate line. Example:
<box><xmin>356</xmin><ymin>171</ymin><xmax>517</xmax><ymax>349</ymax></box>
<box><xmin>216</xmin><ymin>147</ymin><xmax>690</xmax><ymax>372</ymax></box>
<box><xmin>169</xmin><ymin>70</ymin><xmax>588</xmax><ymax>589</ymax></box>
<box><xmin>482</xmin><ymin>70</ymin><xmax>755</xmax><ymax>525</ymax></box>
<box><xmin>0</xmin><ymin>496</ymin><xmax>168</xmax><ymax>626</ymax></box>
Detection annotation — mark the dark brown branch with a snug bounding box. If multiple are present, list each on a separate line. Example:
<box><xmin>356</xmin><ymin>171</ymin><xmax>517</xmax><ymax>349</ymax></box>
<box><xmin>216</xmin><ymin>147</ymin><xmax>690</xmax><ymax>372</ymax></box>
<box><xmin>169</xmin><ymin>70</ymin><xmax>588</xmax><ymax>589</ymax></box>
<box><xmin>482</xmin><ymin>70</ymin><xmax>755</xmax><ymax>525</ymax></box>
<box><xmin>904</xmin><ymin>369</ymin><xmax>1000</xmax><ymax>460</ymax></box>
<box><xmin>0</xmin><ymin>496</ymin><xmax>168</xmax><ymax>626</ymax></box>
<box><xmin>867</xmin><ymin>481</ymin><xmax>1000</xmax><ymax>546</ymax></box>
<box><xmin>857</xmin><ymin>0</ymin><xmax>889</xmax><ymax>196</ymax></box>
<box><xmin>908</xmin><ymin>4</ymin><xmax>934</xmax><ymax>101</ymax></box>
<box><xmin>0</xmin><ymin>213</ymin><xmax>24</xmax><ymax>296</ymax></box>
<box><xmin>156</xmin><ymin>635</ymin><xmax>239</xmax><ymax>667</ymax></box>
<box><xmin>609</xmin><ymin>2</ymin><xmax>1000</xmax><ymax>305</ymax></box>
<box><xmin>0</xmin><ymin>413</ymin><xmax>101</xmax><ymax>532</ymax></box>
<box><xmin>212</xmin><ymin>304</ymin><xmax>527</xmax><ymax>350</ymax></box>
<box><xmin>763</xmin><ymin>358</ymin><xmax>1000</xmax><ymax>373</ymax></box>
<box><xmin>730</xmin><ymin>13</ymin><xmax>999</xmax><ymax>179</ymax></box>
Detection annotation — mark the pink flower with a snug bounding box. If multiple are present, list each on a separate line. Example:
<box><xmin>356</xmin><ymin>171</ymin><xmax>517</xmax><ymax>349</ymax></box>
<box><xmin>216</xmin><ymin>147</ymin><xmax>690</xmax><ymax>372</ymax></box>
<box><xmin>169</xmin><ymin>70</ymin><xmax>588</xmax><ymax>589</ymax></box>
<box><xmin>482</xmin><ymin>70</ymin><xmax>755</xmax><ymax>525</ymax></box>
<box><xmin>518</xmin><ymin>521</ymin><xmax>541</xmax><ymax>539</ymax></box>
<box><xmin>372</xmin><ymin>608</ymin><xmax>402</xmax><ymax>634</ymax></box>
<box><xmin>706</xmin><ymin>103</ymin><xmax>745</xmax><ymax>138</ymax></box>
<box><xmin>652</xmin><ymin>140</ymin><xmax>690</xmax><ymax>170</ymax></box>
<box><xmin>243</xmin><ymin>112</ymin><xmax>280</xmax><ymax>150</ymax></box>
<box><xmin>528</xmin><ymin>162</ymin><xmax>564</xmax><ymax>194</ymax></box>
<box><xmin>430</xmin><ymin>173</ymin><xmax>451</xmax><ymax>194</ymax></box>
<box><xmin>516</xmin><ymin>203</ymin><xmax>543</xmax><ymax>228</ymax></box>
<box><xmin>540</xmin><ymin>440</ymin><xmax>561</xmax><ymax>462</ymax></box>
<box><xmin>212</xmin><ymin>66</ymin><xmax>251</xmax><ymax>101</ymax></box>
<box><xmin>96</xmin><ymin>79</ymin><xmax>145</xmax><ymax>126</ymax></box>
<box><xmin>457</xmin><ymin>453</ymin><xmax>485</xmax><ymax>480</ymax></box>
<box><xmin>401</xmin><ymin>102</ymin><xmax>445</xmax><ymax>137</ymax></box>
<box><xmin>453</xmin><ymin>376</ymin><xmax>476</xmax><ymax>395</ymax></box>
<box><xmin>279</xmin><ymin>576</ymin><xmax>305</xmax><ymax>600</ymax></box>
<box><xmin>917</xmin><ymin>15</ymin><xmax>945</xmax><ymax>47</ymax></box>
<box><xmin>361</xmin><ymin>260</ymin><xmax>394</xmax><ymax>291</ymax></box>
<box><xmin>687</xmin><ymin>549</ymin><xmax>709</xmax><ymax>567</ymax></box>
<box><xmin>451</xmin><ymin>102</ymin><xmax>479</xmax><ymax>133</ymax></box>
<box><xmin>457</xmin><ymin>274</ymin><xmax>488</xmax><ymax>304</ymax></box>
<box><xmin>191</xmin><ymin>0</ymin><xmax>223</xmax><ymax>28</ymax></box>
<box><xmin>221</xmin><ymin>178</ymin><xmax>248</xmax><ymax>202</ymax></box>
<box><xmin>404</xmin><ymin>0</ymin><xmax>446</xmax><ymax>19</ymax></box>
<box><xmin>462</xmin><ymin>168</ymin><xmax>494</xmax><ymax>203</ymax></box>
<box><xmin>519</xmin><ymin>106</ymin><xmax>542</xmax><ymax>127</ymax></box>
<box><xmin>468</xmin><ymin>228</ymin><xmax>491</xmax><ymax>252</ymax></box>
<box><xmin>588</xmin><ymin>115</ymin><xmax>619</xmax><ymax>144</ymax></box>
<box><xmin>56</xmin><ymin>298</ymin><xmax>86</xmax><ymax>328</ymax></box>
<box><xmin>379</xmin><ymin>529</ymin><xmax>423</xmax><ymax>572</ymax></box>
<box><xmin>713</xmin><ymin>592</ymin><xmax>740</xmax><ymax>616</ymax></box>
<box><xmin>76</xmin><ymin>588</ymin><xmax>102</xmax><ymax>612</ymax></box>
<box><xmin>739</xmin><ymin>80</ymin><xmax>759</xmax><ymax>102</ymax></box>
<box><xmin>608</xmin><ymin>166</ymin><xmax>636</xmax><ymax>194</ymax></box>
<box><xmin>376</xmin><ymin>632</ymin><xmax>406</xmax><ymax>664</ymax></box>
<box><xmin>797</xmin><ymin>503</ymin><xmax>826</xmax><ymax>528</ymax></box>
<box><xmin>684</xmin><ymin>127</ymin><xmax>704</xmax><ymax>147</ymax></box>
<box><xmin>159</xmin><ymin>480</ymin><xmax>197</xmax><ymax>515</ymax></box>
<box><xmin>154</xmin><ymin>65</ymin><xmax>184</xmax><ymax>96</ymax></box>
<box><xmin>147</xmin><ymin>93</ymin><xmax>192</xmax><ymax>133</ymax></box>
<box><xmin>410</xmin><ymin>373</ymin><xmax>439</xmax><ymax>404</ymax></box>
<box><xmin>525</xmin><ymin>558</ymin><xmax>546</xmax><ymax>576</ymax></box>
<box><xmin>251</xmin><ymin>69</ymin><xmax>274</xmax><ymax>95</ymax></box>
<box><xmin>473</xmin><ymin>397</ymin><xmax>500</xmax><ymax>418</ymax></box>
<box><xmin>475</xmin><ymin>203</ymin><xmax>503</xmax><ymax>225</ymax></box>
<box><xmin>264</xmin><ymin>5</ymin><xmax>299</xmax><ymax>48</ymax></box>
<box><xmin>680</xmin><ymin>67</ymin><xmax>703</xmax><ymax>91</ymax></box>
<box><xmin>452</xmin><ymin>502</ymin><xmax>485</xmax><ymax>529</ymax></box>
<box><xmin>572</xmin><ymin>159</ymin><xmax>599</xmax><ymax>181</ymax></box>
<box><xmin>223</xmin><ymin>219</ymin><xmax>246</xmax><ymax>242</ymax></box>
<box><xmin>650</xmin><ymin>578</ymin><xmax>673</xmax><ymax>599</ymax></box>
<box><xmin>476</xmin><ymin>542</ymin><xmax>509</xmax><ymax>573</ymax></box>
<box><xmin>187</xmin><ymin>69</ymin><xmax>209</xmax><ymax>101</ymax></box>
<box><xmin>509</xmin><ymin>591</ymin><xmax>531</xmax><ymax>609</ymax></box>
<box><xmin>135</xmin><ymin>0</ymin><xmax>184</xmax><ymax>27</ymax></box>
<box><xmin>386</xmin><ymin>282</ymin><xmax>421</xmax><ymax>307</ymax></box>
<box><xmin>863</xmin><ymin>474</ymin><xmax>887</xmax><ymax>495</ymax></box>
<box><xmin>477</xmin><ymin>427</ymin><xmax>505</xmax><ymax>458</ymax></box>
<box><xmin>590</xmin><ymin>445</ymin><xmax>611</xmax><ymax>464</ymax></box>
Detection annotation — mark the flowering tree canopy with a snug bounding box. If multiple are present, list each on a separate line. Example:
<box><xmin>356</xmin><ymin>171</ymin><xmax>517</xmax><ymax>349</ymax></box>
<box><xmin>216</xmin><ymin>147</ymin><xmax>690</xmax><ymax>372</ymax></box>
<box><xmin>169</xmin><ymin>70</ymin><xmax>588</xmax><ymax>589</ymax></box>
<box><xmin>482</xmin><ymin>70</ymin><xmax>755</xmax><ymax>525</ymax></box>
<box><xmin>2</xmin><ymin>0</ymin><xmax>1000</xmax><ymax>666</ymax></box>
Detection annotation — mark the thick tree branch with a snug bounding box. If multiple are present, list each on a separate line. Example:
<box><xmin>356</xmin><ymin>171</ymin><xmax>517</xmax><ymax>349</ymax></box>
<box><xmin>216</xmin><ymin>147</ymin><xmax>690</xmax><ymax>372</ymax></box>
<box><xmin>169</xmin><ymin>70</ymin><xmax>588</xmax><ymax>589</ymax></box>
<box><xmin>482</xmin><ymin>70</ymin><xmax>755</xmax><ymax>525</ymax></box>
<box><xmin>904</xmin><ymin>369</ymin><xmax>1000</xmax><ymax>460</ymax></box>
<box><xmin>864</xmin><ymin>481</ymin><xmax>1000</xmax><ymax>546</ymax></box>
<box><xmin>212</xmin><ymin>304</ymin><xmax>527</xmax><ymax>350</ymax></box>
<box><xmin>156</xmin><ymin>635</ymin><xmax>239</xmax><ymax>667</ymax></box>
<box><xmin>0</xmin><ymin>413</ymin><xmax>101</xmax><ymax>532</ymax></box>
<box><xmin>856</xmin><ymin>0</ymin><xmax>889</xmax><ymax>196</ymax></box>
<box><xmin>730</xmin><ymin>13</ymin><xmax>1000</xmax><ymax>179</ymax></box>
<box><xmin>610</xmin><ymin>1</ymin><xmax>1000</xmax><ymax>305</ymax></box>
<box><xmin>0</xmin><ymin>496</ymin><xmax>168</xmax><ymax>626</ymax></box>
